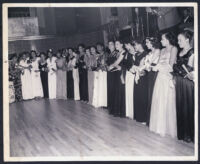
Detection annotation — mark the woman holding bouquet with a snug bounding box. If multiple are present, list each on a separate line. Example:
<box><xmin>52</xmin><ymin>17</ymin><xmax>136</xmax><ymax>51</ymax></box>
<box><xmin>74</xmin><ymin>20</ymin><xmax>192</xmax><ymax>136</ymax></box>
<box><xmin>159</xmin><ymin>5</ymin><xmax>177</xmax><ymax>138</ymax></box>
<box><xmin>19</xmin><ymin>52</ymin><xmax>34</xmax><ymax>100</ymax></box>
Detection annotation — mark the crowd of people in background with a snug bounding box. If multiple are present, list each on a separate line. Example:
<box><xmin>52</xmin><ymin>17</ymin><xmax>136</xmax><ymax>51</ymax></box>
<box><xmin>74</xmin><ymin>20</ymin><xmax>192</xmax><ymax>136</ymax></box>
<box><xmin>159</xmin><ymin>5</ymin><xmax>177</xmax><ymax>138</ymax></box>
<box><xmin>9</xmin><ymin>29</ymin><xmax>194</xmax><ymax>143</ymax></box>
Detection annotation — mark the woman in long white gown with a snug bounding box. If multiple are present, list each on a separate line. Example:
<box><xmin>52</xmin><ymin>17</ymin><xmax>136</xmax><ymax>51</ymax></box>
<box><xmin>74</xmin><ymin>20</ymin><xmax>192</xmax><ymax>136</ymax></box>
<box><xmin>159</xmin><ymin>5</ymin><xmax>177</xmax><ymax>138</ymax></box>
<box><xmin>124</xmin><ymin>42</ymin><xmax>136</xmax><ymax>119</ymax></box>
<box><xmin>30</xmin><ymin>51</ymin><xmax>44</xmax><ymax>98</ymax></box>
<box><xmin>149</xmin><ymin>32</ymin><xmax>178</xmax><ymax>138</ymax></box>
<box><xmin>91</xmin><ymin>48</ymin><xmax>101</xmax><ymax>108</ymax></box>
<box><xmin>19</xmin><ymin>52</ymin><xmax>34</xmax><ymax>100</ymax></box>
<box><xmin>47</xmin><ymin>50</ymin><xmax>57</xmax><ymax>99</ymax></box>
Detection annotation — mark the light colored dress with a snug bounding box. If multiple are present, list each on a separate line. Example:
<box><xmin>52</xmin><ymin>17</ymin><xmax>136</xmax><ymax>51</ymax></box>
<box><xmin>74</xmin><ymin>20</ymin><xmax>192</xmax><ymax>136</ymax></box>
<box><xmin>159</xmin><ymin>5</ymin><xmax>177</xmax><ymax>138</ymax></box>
<box><xmin>47</xmin><ymin>57</ymin><xmax>57</xmax><ymax>99</ymax></box>
<box><xmin>31</xmin><ymin>57</ymin><xmax>44</xmax><ymax>98</ymax></box>
<box><xmin>149</xmin><ymin>49</ymin><xmax>177</xmax><ymax>138</ymax></box>
<box><xmin>68</xmin><ymin>54</ymin><xmax>80</xmax><ymax>100</ymax></box>
<box><xmin>97</xmin><ymin>70</ymin><xmax>107</xmax><ymax>107</ymax></box>
<box><xmin>125</xmin><ymin>70</ymin><xmax>135</xmax><ymax>119</ymax></box>
<box><xmin>56</xmin><ymin>58</ymin><xmax>67</xmax><ymax>99</ymax></box>
<box><xmin>19</xmin><ymin>59</ymin><xmax>34</xmax><ymax>100</ymax></box>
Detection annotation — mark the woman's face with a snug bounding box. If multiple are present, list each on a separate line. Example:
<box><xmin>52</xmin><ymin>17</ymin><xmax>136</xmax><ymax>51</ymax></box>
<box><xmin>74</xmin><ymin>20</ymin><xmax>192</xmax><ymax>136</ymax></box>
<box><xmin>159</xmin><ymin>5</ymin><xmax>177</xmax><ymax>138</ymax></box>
<box><xmin>161</xmin><ymin>34</ymin><xmax>169</xmax><ymax>47</ymax></box>
<box><xmin>12</xmin><ymin>56</ymin><xmax>17</xmax><ymax>63</ymax></box>
<box><xmin>178</xmin><ymin>34</ymin><xmax>189</xmax><ymax>48</ymax></box>
<box><xmin>134</xmin><ymin>43</ymin><xmax>140</xmax><ymax>52</ymax></box>
<box><xmin>146</xmin><ymin>39</ymin><xmax>153</xmax><ymax>49</ymax></box>
<box><xmin>115</xmin><ymin>41</ymin><xmax>123</xmax><ymax>51</ymax></box>
<box><xmin>48</xmin><ymin>52</ymin><xmax>52</xmax><ymax>58</ymax></box>
<box><xmin>90</xmin><ymin>47</ymin><xmax>96</xmax><ymax>55</ymax></box>
<box><xmin>56</xmin><ymin>52</ymin><xmax>61</xmax><ymax>58</ymax></box>
<box><xmin>86</xmin><ymin>49</ymin><xmax>91</xmax><ymax>56</ymax></box>
<box><xmin>78</xmin><ymin>46</ymin><xmax>84</xmax><ymax>53</ymax></box>
<box><xmin>108</xmin><ymin>42</ymin><xmax>115</xmax><ymax>51</ymax></box>
<box><xmin>31</xmin><ymin>52</ymin><xmax>36</xmax><ymax>58</ymax></box>
<box><xmin>41</xmin><ymin>54</ymin><xmax>45</xmax><ymax>60</ymax></box>
<box><xmin>68</xmin><ymin>49</ymin><xmax>73</xmax><ymax>56</ymax></box>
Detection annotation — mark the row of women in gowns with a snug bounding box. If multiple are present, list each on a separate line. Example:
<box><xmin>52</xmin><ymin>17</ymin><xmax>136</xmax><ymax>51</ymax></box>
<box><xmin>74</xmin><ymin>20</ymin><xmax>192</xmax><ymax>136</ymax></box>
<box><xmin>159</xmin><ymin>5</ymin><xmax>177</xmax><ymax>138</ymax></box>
<box><xmin>9</xmin><ymin>30</ymin><xmax>194</xmax><ymax>143</ymax></box>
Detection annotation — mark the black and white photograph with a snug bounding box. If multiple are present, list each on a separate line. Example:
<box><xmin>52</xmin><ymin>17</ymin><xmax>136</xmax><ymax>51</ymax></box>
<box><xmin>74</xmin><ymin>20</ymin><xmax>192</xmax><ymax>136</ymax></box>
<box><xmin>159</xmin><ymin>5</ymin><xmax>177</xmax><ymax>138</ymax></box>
<box><xmin>3</xmin><ymin>2</ymin><xmax>198</xmax><ymax>162</ymax></box>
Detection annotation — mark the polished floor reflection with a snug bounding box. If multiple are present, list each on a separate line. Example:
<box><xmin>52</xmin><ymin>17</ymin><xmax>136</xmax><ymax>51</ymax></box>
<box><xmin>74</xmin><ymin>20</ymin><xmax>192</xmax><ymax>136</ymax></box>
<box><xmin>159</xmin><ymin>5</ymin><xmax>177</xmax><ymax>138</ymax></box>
<box><xmin>9</xmin><ymin>99</ymin><xmax>194</xmax><ymax>157</ymax></box>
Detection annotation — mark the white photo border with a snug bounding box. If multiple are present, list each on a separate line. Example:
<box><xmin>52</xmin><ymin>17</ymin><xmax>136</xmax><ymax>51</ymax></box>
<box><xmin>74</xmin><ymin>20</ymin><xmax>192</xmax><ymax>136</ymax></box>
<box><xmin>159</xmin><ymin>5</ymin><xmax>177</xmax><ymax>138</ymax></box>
<box><xmin>3</xmin><ymin>2</ymin><xmax>198</xmax><ymax>162</ymax></box>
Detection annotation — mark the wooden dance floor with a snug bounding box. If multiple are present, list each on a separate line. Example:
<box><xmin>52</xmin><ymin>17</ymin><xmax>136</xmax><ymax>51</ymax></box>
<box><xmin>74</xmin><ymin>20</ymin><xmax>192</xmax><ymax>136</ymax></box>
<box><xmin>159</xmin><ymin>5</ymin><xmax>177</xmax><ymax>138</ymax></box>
<box><xmin>9</xmin><ymin>99</ymin><xmax>194</xmax><ymax>157</ymax></box>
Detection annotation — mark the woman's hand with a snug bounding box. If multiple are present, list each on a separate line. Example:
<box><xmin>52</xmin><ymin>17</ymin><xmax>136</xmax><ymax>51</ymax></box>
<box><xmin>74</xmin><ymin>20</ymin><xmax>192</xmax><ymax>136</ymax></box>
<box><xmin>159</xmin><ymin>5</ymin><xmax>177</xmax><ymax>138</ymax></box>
<box><xmin>185</xmin><ymin>72</ymin><xmax>194</xmax><ymax>81</ymax></box>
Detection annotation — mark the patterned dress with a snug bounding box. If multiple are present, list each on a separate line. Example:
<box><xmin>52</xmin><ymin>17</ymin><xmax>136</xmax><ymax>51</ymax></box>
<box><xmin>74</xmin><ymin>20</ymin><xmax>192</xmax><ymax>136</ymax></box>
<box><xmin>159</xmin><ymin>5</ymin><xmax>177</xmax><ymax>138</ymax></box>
<box><xmin>9</xmin><ymin>61</ymin><xmax>23</xmax><ymax>102</ymax></box>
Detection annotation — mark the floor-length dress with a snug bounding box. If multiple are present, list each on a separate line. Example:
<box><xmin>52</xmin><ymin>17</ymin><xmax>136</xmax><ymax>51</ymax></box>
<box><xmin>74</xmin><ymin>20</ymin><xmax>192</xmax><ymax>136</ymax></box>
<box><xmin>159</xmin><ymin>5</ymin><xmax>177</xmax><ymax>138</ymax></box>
<box><xmin>106</xmin><ymin>51</ymin><xmax>118</xmax><ymax>112</ymax></box>
<box><xmin>19</xmin><ymin>59</ymin><xmax>34</xmax><ymax>100</ymax></box>
<box><xmin>39</xmin><ymin>62</ymin><xmax>49</xmax><ymax>98</ymax></box>
<box><xmin>69</xmin><ymin>55</ymin><xmax>80</xmax><ymax>100</ymax></box>
<box><xmin>111</xmin><ymin>51</ymin><xmax>126</xmax><ymax>117</ymax></box>
<box><xmin>56</xmin><ymin>58</ymin><xmax>67</xmax><ymax>99</ymax></box>
<box><xmin>125</xmin><ymin>53</ymin><xmax>135</xmax><ymax>119</ymax></box>
<box><xmin>9</xmin><ymin>62</ymin><xmax>23</xmax><ymax>101</ymax></box>
<box><xmin>67</xmin><ymin>70</ymin><xmax>74</xmax><ymax>99</ymax></box>
<box><xmin>150</xmin><ymin>50</ymin><xmax>177</xmax><ymax>138</ymax></box>
<box><xmin>78</xmin><ymin>54</ymin><xmax>88</xmax><ymax>101</ymax></box>
<box><xmin>31</xmin><ymin>57</ymin><xmax>44</xmax><ymax>98</ymax></box>
<box><xmin>145</xmin><ymin>51</ymin><xmax>160</xmax><ymax>126</ymax></box>
<box><xmin>173</xmin><ymin>48</ymin><xmax>194</xmax><ymax>142</ymax></box>
<box><xmin>134</xmin><ymin>51</ymin><xmax>148</xmax><ymax>122</ymax></box>
<box><xmin>86</xmin><ymin>55</ymin><xmax>96</xmax><ymax>105</ymax></box>
<box><xmin>96</xmin><ymin>54</ymin><xmax>107</xmax><ymax>107</ymax></box>
<box><xmin>47</xmin><ymin>57</ymin><xmax>57</xmax><ymax>99</ymax></box>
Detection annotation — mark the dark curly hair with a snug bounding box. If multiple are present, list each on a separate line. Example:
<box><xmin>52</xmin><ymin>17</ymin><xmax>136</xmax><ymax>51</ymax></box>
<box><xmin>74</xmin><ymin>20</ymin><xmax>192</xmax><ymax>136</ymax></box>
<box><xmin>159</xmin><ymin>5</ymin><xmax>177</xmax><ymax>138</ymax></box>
<box><xmin>162</xmin><ymin>32</ymin><xmax>177</xmax><ymax>46</ymax></box>
<box><xmin>178</xmin><ymin>30</ymin><xmax>193</xmax><ymax>42</ymax></box>
<box><xmin>133</xmin><ymin>39</ymin><xmax>146</xmax><ymax>49</ymax></box>
<box><xmin>145</xmin><ymin>36</ymin><xmax>161</xmax><ymax>49</ymax></box>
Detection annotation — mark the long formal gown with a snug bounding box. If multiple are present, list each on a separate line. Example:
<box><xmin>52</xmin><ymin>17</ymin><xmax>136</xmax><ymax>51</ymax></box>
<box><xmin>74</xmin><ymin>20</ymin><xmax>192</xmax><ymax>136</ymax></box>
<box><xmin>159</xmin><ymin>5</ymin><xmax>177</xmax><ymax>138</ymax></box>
<box><xmin>31</xmin><ymin>57</ymin><xmax>44</xmax><ymax>98</ymax></box>
<box><xmin>125</xmin><ymin>53</ymin><xmax>135</xmax><ymax>119</ymax></box>
<box><xmin>134</xmin><ymin>51</ymin><xmax>148</xmax><ymax>122</ymax></box>
<box><xmin>144</xmin><ymin>51</ymin><xmax>160</xmax><ymax>126</ymax></box>
<box><xmin>96</xmin><ymin>54</ymin><xmax>107</xmax><ymax>107</ymax></box>
<box><xmin>78</xmin><ymin>54</ymin><xmax>88</xmax><ymax>101</ymax></box>
<box><xmin>86</xmin><ymin>54</ymin><xmax>96</xmax><ymax>105</ymax></box>
<box><xmin>173</xmin><ymin>48</ymin><xmax>194</xmax><ymax>142</ymax></box>
<box><xmin>150</xmin><ymin>49</ymin><xmax>177</xmax><ymax>138</ymax></box>
<box><xmin>39</xmin><ymin>62</ymin><xmax>49</xmax><ymax>98</ymax></box>
<box><xmin>9</xmin><ymin>62</ymin><xmax>23</xmax><ymax>101</ymax></box>
<box><xmin>19</xmin><ymin>59</ymin><xmax>34</xmax><ymax>100</ymax></box>
<box><xmin>56</xmin><ymin>58</ymin><xmax>67</xmax><ymax>99</ymax></box>
<box><xmin>106</xmin><ymin>51</ymin><xmax>118</xmax><ymax>112</ymax></box>
<box><xmin>69</xmin><ymin>55</ymin><xmax>80</xmax><ymax>100</ymax></box>
<box><xmin>47</xmin><ymin>57</ymin><xmax>57</xmax><ymax>99</ymax></box>
<box><xmin>111</xmin><ymin>51</ymin><xmax>126</xmax><ymax>117</ymax></box>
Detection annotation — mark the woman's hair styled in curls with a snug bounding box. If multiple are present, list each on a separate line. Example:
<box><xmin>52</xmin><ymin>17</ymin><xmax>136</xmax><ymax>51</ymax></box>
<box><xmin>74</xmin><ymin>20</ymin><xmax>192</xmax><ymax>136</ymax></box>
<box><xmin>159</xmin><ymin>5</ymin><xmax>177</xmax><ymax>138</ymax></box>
<box><xmin>146</xmin><ymin>36</ymin><xmax>161</xmax><ymax>49</ymax></box>
<box><xmin>133</xmin><ymin>39</ymin><xmax>146</xmax><ymax>49</ymax></box>
<box><xmin>179</xmin><ymin>30</ymin><xmax>194</xmax><ymax>43</ymax></box>
<box><xmin>163</xmin><ymin>32</ymin><xmax>177</xmax><ymax>46</ymax></box>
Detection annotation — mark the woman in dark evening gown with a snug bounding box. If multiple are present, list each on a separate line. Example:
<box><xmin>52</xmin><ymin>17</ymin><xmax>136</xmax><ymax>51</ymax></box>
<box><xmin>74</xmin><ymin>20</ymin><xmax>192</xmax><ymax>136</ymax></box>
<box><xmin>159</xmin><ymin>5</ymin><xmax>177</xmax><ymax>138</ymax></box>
<box><xmin>39</xmin><ymin>53</ymin><xmax>49</xmax><ymax>98</ymax></box>
<box><xmin>131</xmin><ymin>40</ymin><xmax>148</xmax><ymax>123</ymax></box>
<box><xmin>77</xmin><ymin>44</ymin><xmax>88</xmax><ymax>102</ymax></box>
<box><xmin>108</xmin><ymin>40</ymin><xmax>126</xmax><ymax>117</ymax></box>
<box><xmin>66</xmin><ymin>48</ymin><xmax>75</xmax><ymax>99</ymax></box>
<box><xmin>106</xmin><ymin>41</ymin><xmax>118</xmax><ymax>113</ymax></box>
<box><xmin>173</xmin><ymin>30</ymin><xmax>194</xmax><ymax>142</ymax></box>
<box><xmin>144</xmin><ymin>37</ymin><xmax>161</xmax><ymax>126</ymax></box>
